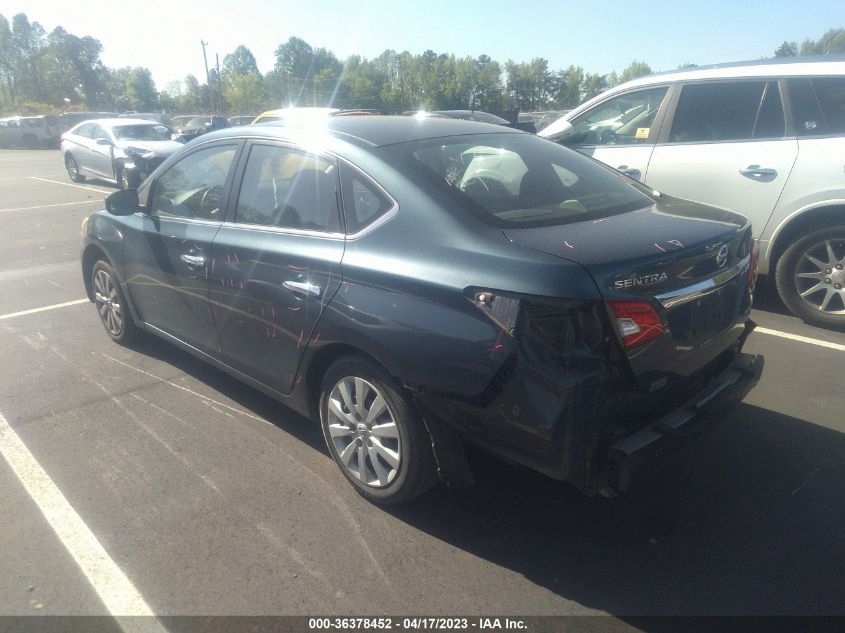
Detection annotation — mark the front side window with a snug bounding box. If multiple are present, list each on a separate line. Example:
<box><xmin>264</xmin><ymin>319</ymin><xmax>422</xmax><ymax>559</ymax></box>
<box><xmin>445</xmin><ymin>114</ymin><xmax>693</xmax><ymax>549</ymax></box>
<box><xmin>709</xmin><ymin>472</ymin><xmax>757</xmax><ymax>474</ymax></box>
<box><xmin>92</xmin><ymin>125</ymin><xmax>109</xmax><ymax>141</ymax></box>
<box><xmin>234</xmin><ymin>144</ymin><xmax>340</xmax><ymax>232</ymax></box>
<box><xmin>670</xmin><ymin>81</ymin><xmax>770</xmax><ymax>143</ymax></box>
<box><xmin>811</xmin><ymin>77</ymin><xmax>845</xmax><ymax>134</ymax></box>
<box><xmin>569</xmin><ymin>87</ymin><xmax>669</xmax><ymax>146</ymax></box>
<box><xmin>385</xmin><ymin>133</ymin><xmax>654</xmax><ymax>228</ymax></box>
<box><xmin>150</xmin><ymin>144</ymin><xmax>236</xmax><ymax>220</ymax></box>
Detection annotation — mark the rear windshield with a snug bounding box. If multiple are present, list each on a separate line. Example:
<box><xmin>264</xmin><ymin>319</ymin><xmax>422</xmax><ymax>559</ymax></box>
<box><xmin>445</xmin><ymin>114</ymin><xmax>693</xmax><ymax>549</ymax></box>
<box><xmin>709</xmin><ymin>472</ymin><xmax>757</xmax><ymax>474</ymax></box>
<box><xmin>383</xmin><ymin>133</ymin><xmax>654</xmax><ymax>228</ymax></box>
<box><xmin>187</xmin><ymin>116</ymin><xmax>213</xmax><ymax>127</ymax></box>
<box><xmin>113</xmin><ymin>125</ymin><xmax>170</xmax><ymax>141</ymax></box>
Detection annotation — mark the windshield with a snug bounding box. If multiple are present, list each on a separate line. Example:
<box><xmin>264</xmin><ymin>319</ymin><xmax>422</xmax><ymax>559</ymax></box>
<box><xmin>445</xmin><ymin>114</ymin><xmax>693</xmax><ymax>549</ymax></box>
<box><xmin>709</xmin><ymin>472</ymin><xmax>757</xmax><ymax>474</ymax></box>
<box><xmin>112</xmin><ymin>124</ymin><xmax>171</xmax><ymax>141</ymax></box>
<box><xmin>187</xmin><ymin>116</ymin><xmax>212</xmax><ymax>127</ymax></box>
<box><xmin>384</xmin><ymin>133</ymin><xmax>654</xmax><ymax>228</ymax></box>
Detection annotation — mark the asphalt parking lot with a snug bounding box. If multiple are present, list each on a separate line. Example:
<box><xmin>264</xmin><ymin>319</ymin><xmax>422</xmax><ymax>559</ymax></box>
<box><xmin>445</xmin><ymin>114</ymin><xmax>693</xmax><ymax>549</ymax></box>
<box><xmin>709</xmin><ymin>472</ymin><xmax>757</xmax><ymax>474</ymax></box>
<box><xmin>1</xmin><ymin>149</ymin><xmax>843</xmax><ymax>621</ymax></box>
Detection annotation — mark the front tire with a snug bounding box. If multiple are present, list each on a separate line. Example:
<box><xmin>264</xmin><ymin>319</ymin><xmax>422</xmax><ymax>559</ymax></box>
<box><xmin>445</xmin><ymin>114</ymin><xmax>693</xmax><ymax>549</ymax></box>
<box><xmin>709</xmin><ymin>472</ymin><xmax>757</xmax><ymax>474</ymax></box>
<box><xmin>91</xmin><ymin>260</ymin><xmax>139</xmax><ymax>344</ymax></box>
<box><xmin>66</xmin><ymin>154</ymin><xmax>85</xmax><ymax>182</ymax></box>
<box><xmin>775</xmin><ymin>225</ymin><xmax>845</xmax><ymax>329</ymax></box>
<box><xmin>319</xmin><ymin>356</ymin><xmax>437</xmax><ymax>505</ymax></box>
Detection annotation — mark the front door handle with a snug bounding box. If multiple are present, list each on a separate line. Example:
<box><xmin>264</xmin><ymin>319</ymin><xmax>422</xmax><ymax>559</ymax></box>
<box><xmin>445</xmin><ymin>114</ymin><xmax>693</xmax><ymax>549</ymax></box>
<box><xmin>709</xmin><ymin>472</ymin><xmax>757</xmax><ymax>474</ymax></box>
<box><xmin>283</xmin><ymin>280</ymin><xmax>323</xmax><ymax>297</ymax></box>
<box><xmin>180</xmin><ymin>253</ymin><xmax>206</xmax><ymax>267</ymax></box>
<box><xmin>617</xmin><ymin>165</ymin><xmax>642</xmax><ymax>179</ymax></box>
<box><xmin>739</xmin><ymin>165</ymin><xmax>777</xmax><ymax>178</ymax></box>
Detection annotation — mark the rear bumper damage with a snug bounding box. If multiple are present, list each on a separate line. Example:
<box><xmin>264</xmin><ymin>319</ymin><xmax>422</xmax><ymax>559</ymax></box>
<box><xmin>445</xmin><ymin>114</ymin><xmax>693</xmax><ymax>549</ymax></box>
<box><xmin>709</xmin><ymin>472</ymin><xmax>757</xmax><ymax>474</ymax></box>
<box><xmin>608</xmin><ymin>351</ymin><xmax>764</xmax><ymax>493</ymax></box>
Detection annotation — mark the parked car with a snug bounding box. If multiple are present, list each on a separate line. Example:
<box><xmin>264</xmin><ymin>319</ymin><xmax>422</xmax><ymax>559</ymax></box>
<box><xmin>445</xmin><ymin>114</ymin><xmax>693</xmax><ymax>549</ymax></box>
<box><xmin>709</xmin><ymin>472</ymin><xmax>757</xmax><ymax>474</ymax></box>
<box><xmin>81</xmin><ymin>117</ymin><xmax>762</xmax><ymax>504</ymax></box>
<box><xmin>540</xmin><ymin>56</ymin><xmax>845</xmax><ymax>328</ymax></box>
<box><xmin>228</xmin><ymin>115</ymin><xmax>258</xmax><ymax>127</ymax></box>
<box><xmin>119</xmin><ymin>112</ymin><xmax>172</xmax><ymax>126</ymax></box>
<box><xmin>252</xmin><ymin>107</ymin><xmax>382</xmax><ymax>125</ymax></box>
<box><xmin>171</xmin><ymin>115</ymin><xmax>230</xmax><ymax>142</ymax></box>
<box><xmin>58</xmin><ymin>112</ymin><xmax>119</xmax><ymax>134</ymax></box>
<box><xmin>61</xmin><ymin>118</ymin><xmax>183</xmax><ymax>189</ymax></box>
<box><xmin>405</xmin><ymin>109</ymin><xmax>535</xmax><ymax>131</ymax></box>
<box><xmin>0</xmin><ymin>115</ymin><xmax>61</xmax><ymax>148</ymax></box>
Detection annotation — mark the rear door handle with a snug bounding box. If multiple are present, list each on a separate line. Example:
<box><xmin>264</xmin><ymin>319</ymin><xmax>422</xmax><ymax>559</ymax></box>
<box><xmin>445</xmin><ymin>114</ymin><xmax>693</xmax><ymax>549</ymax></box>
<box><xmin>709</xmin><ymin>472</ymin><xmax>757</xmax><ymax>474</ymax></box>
<box><xmin>617</xmin><ymin>165</ymin><xmax>642</xmax><ymax>179</ymax></box>
<box><xmin>739</xmin><ymin>165</ymin><xmax>777</xmax><ymax>177</ymax></box>
<box><xmin>283</xmin><ymin>280</ymin><xmax>323</xmax><ymax>297</ymax></box>
<box><xmin>180</xmin><ymin>253</ymin><xmax>206</xmax><ymax>267</ymax></box>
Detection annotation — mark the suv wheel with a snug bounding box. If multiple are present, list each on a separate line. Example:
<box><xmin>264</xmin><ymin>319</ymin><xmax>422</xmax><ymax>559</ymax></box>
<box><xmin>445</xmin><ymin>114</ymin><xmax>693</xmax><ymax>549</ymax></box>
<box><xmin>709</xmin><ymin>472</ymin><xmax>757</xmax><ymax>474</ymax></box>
<box><xmin>319</xmin><ymin>356</ymin><xmax>436</xmax><ymax>505</ymax></box>
<box><xmin>66</xmin><ymin>155</ymin><xmax>85</xmax><ymax>182</ymax></box>
<box><xmin>91</xmin><ymin>260</ymin><xmax>139</xmax><ymax>344</ymax></box>
<box><xmin>776</xmin><ymin>225</ymin><xmax>845</xmax><ymax>329</ymax></box>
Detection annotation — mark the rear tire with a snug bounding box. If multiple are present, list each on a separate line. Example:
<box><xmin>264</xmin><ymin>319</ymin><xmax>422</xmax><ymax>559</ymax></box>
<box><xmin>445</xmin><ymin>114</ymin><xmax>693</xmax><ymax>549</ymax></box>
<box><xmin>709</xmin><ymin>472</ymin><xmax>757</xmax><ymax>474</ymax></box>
<box><xmin>319</xmin><ymin>356</ymin><xmax>437</xmax><ymax>505</ymax></box>
<box><xmin>775</xmin><ymin>224</ymin><xmax>845</xmax><ymax>330</ymax></box>
<box><xmin>66</xmin><ymin>154</ymin><xmax>85</xmax><ymax>182</ymax></box>
<box><xmin>91</xmin><ymin>260</ymin><xmax>139</xmax><ymax>344</ymax></box>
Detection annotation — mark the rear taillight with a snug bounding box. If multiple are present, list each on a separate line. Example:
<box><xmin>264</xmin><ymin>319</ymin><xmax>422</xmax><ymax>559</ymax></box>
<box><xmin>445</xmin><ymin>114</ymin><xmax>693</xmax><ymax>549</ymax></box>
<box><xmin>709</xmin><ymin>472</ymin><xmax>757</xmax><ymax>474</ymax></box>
<box><xmin>608</xmin><ymin>300</ymin><xmax>665</xmax><ymax>348</ymax></box>
<box><xmin>747</xmin><ymin>240</ymin><xmax>759</xmax><ymax>291</ymax></box>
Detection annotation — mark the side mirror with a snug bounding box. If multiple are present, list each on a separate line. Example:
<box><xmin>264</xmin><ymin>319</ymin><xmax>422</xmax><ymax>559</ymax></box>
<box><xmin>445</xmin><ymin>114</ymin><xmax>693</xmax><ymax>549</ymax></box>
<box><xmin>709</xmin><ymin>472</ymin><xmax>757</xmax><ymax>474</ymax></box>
<box><xmin>96</xmin><ymin>137</ymin><xmax>112</xmax><ymax>146</ymax></box>
<box><xmin>105</xmin><ymin>188</ymin><xmax>140</xmax><ymax>216</ymax></box>
<box><xmin>540</xmin><ymin>119</ymin><xmax>575</xmax><ymax>143</ymax></box>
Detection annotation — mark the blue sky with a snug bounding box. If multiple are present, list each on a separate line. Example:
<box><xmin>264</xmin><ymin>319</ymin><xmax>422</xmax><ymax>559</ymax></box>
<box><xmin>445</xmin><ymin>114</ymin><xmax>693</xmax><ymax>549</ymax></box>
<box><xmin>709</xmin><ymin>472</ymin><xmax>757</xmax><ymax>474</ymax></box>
<box><xmin>2</xmin><ymin>0</ymin><xmax>843</xmax><ymax>89</ymax></box>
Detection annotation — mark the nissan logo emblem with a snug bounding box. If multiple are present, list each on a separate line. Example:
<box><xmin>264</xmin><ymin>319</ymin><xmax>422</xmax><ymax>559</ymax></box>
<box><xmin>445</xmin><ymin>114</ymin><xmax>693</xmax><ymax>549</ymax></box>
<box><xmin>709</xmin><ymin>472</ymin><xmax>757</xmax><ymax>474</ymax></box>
<box><xmin>716</xmin><ymin>244</ymin><xmax>729</xmax><ymax>268</ymax></box>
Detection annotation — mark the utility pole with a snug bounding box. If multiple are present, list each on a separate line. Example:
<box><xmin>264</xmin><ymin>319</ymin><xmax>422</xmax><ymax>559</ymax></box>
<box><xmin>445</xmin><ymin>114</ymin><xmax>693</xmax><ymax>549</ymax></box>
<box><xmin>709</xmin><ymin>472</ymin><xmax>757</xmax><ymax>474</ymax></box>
<box><xmin>216</xmin><ymin>53</ymin><xmax>223</xmax><ymax>114</ymax></box>
<box><xmin>201</xmin><ymin>40</ymin><xmax>215</xmax><ymax>113</ymax></box>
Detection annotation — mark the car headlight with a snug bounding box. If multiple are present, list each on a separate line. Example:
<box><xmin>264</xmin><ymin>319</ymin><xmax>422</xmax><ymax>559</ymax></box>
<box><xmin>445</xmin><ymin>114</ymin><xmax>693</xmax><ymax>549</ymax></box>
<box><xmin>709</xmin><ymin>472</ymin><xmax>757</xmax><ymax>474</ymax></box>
<box><xmin>125</xmin><ymin>146</ymin><xmax>155</xmax><ymax>159</ymax></box>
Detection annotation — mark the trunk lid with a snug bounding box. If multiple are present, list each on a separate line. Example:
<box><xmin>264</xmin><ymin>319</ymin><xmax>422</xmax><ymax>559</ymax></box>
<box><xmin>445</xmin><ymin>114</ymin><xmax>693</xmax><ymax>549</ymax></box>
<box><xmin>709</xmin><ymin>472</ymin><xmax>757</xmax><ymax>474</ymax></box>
<box><xmin>504</xmin><ymin>195</ymin><xmax>754</xmax><ymax>380</ymax></box>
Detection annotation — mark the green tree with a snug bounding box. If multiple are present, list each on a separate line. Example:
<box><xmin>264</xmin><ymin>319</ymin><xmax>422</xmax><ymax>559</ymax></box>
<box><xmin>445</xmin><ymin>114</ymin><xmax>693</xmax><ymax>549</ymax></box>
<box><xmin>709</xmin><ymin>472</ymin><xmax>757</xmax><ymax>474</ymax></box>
<box><xmin>0</xmin><ymin>14</ymin><xmax>15</xmax><ymax>105</ymax></box>
<box><xmin>800</xmin><ymin>28</ymin><xmax>845</xmax><ymax>55</ymax></box>
<box><xmin>222</xmin><ymin>45</ymin><xmax>259</xmax><ymax>80</ymax></box>
<box><xmin>10</xmin><ymin>13</ymin><xmax>47</xmax><ymax>103</ymax></box>
<box><xmin>774</xmin><ymin>41</ymin><xmax>798</xmax><ymax>57</ymax></box>
<box><xmin>554</xmin><ymin>65</ymin><xmax>584</xmax><ymax>108</ymax></box>
<box><xmin>619</xmin><ymin>60</ymin><xmax>652</xmax><ymax>84</ymax></box>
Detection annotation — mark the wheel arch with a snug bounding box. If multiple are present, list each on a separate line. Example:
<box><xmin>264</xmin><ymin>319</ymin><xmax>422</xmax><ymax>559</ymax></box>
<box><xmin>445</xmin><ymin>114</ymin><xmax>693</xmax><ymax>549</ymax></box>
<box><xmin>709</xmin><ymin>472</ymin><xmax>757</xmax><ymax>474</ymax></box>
<box><xmin>81</xmin><ymin>243</ymin><xmax>111</xmax><ymax>302</ymax></box>
<box><xmin>768</xmin><ymin>203</ymin><xmax>845</xmax><ymax>274</ymax></box>
<box><xmin>302</xmin><ymin>340</ymin><xmax>473</xmax><ymax>488</ymax></box>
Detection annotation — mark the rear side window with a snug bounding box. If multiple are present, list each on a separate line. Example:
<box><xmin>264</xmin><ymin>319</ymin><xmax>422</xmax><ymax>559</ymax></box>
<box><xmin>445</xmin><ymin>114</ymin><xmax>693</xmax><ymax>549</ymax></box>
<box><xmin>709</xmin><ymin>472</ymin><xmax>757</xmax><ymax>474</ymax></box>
<box><xmin>787</xmin><ymin>78</ymin><xmax>827</xmax><ymax>135</ymax></box>
<box><xmin>339</xmin><ymin>163</ymin><xmax>394</xmax><ymax>233</ymax></box>
<box><xmin>670</xmin><ymin>81</ymin><xmax>771</xmax><ymax>142</ymax></box>
<box><xmin>811</xmin><ymin>77</ymin><xmax>845</xmax><ymax>134</ymax></box>
<box><xmin>234</xmin><ymin>144</ymin><xmax>341</xmax><ymax>232</ymax></box>
<box><xmin>150</xmin><ymin>144</ymin><xmax>236</xmax><ymax>220</ymax></box>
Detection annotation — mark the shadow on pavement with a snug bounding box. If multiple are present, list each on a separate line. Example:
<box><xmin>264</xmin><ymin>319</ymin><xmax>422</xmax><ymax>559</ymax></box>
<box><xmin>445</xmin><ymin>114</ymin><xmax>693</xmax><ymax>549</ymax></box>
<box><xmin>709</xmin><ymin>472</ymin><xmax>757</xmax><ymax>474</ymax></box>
<box><xmin>130</xmin><ymin>335</ymin><xmax>845</xmax><ymax>617</ymax></box>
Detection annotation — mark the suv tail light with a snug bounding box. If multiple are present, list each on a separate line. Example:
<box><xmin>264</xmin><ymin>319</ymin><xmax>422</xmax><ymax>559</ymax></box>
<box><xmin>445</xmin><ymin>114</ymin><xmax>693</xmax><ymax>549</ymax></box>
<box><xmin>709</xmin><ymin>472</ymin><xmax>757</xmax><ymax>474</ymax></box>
<box><xmin>608</xmin><ymin>300</ymin><xmax>665</xmax><ymax>348</ymax></box>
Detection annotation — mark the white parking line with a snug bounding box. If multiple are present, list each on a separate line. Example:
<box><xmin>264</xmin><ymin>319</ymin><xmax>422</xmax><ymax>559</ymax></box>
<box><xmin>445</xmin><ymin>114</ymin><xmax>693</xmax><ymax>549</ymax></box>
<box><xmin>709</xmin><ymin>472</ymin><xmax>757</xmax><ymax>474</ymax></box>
<box><xmin>28</xmin><ymin>176</ymin><xmax>112</xmax><ymax>194</ymax></box>
<box><xmin>0</xmin><ymin>199</ymin><xmax>102</xmax><ymax>214</ymax></box>
<box><xmin>0</xmin><ymin>299</ymin><xmax>89</xmax><ymax>321</ymax></box>
<box><xmin>0</xmin><ymin>411</ymin><xmax>166</xmax><ymax>627</ymax></box>
<box><xmin>755</xmin><ymin>326</ymin><xmax>845</xmax><ymax>352</ymax></box>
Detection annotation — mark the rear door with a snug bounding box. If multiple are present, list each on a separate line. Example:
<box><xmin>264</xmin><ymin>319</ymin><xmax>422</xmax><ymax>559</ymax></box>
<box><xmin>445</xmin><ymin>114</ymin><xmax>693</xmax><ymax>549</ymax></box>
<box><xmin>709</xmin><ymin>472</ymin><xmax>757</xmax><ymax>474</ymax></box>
<box><xmin>564</xmin><ymin>85</ymin><xmax>672</xmax><ymax>181</ymax></box>
<box><xmin>210</xmin><ymin>141</ymin><xmax>345</xmax><ymax>394</ymax></box>
<box><xmin>123</xmin><ymin>141</ymin><xmax>241</xmax><ymax>353</ymax></box>
<box><xmin>645</xmin><ymin>80</ymin><xmax>799</xmax><ymax>239</ymax></box>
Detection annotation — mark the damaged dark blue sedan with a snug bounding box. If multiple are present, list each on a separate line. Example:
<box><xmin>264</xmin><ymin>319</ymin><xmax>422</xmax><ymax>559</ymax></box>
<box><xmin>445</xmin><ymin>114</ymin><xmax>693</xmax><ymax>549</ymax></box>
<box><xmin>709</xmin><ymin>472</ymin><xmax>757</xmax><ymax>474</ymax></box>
<box><xmin>81</xmin><ymin>116</ymin><xmax>763</xmax><ymax>504</ymax></box>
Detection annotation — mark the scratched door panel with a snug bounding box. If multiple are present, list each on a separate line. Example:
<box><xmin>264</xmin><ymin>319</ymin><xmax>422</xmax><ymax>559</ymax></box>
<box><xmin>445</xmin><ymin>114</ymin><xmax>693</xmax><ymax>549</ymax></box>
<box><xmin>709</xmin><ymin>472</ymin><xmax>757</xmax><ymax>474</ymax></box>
<box><xmin>210</xmin><ymin>141</ymin><xmax>344</xmax><ymax>395</ymax></box>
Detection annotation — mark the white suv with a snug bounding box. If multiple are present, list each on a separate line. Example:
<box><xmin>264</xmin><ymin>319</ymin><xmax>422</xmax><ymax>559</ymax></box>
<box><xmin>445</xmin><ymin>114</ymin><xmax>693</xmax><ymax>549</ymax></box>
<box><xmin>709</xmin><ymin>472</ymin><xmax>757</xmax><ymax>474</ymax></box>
<box><xmin>540</xmin><ymin>57</ymin><xmax>845</xmax><ymax>329</ymax></box>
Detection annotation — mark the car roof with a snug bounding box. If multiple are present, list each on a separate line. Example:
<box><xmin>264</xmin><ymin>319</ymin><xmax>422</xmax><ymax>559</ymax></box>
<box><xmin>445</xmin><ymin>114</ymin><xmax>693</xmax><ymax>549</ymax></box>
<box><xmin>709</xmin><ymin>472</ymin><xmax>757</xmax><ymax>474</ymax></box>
<box><xmin>230</xmin><ymin>115</ymin><xmax>522</xmax><ymax>148</ymax></box>
<box><xmin>72</xmin><ymin>118</ymin><xmax>164</xmax><ymax>129</ymax></box>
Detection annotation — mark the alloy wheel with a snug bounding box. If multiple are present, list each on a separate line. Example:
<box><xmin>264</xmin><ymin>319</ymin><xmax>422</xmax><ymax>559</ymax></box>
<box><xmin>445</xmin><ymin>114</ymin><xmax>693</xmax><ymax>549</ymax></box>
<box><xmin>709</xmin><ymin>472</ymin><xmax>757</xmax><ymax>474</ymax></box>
<box><xmin>326</xmin><ymin>376</ymin><xmax>401</xmax><ymax>488</ymax></box>
<box><xmin>67</xmin><ymin>157</ymin><xmax>78</xmax><ymax>179</ymax></box>
<box><xmin>94</xmin><ymin>268</ymin><xmax>123</xmax><ymax>335</ymax></box>
<box><xmin>793</xmin><ymin>239</ymin><xmax>845</xmax><ymax>315</ymax></box>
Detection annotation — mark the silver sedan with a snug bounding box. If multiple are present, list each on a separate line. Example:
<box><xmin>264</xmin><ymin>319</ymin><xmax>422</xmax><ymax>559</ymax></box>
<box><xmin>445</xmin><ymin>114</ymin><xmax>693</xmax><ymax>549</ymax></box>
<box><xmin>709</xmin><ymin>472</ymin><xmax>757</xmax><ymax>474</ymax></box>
<box><xmin>60</xmin><ymin>118</ymin><xmax>183</xmax><ymax>189</ymax></box>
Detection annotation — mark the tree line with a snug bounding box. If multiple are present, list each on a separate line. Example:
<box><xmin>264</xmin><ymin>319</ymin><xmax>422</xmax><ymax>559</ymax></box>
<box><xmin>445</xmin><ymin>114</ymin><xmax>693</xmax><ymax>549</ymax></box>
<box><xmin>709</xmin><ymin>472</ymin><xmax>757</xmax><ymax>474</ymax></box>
<box><xmin>2</xmin><ymin>12</ymin><xmax>844</xmax><ymax>117</ymax></box>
